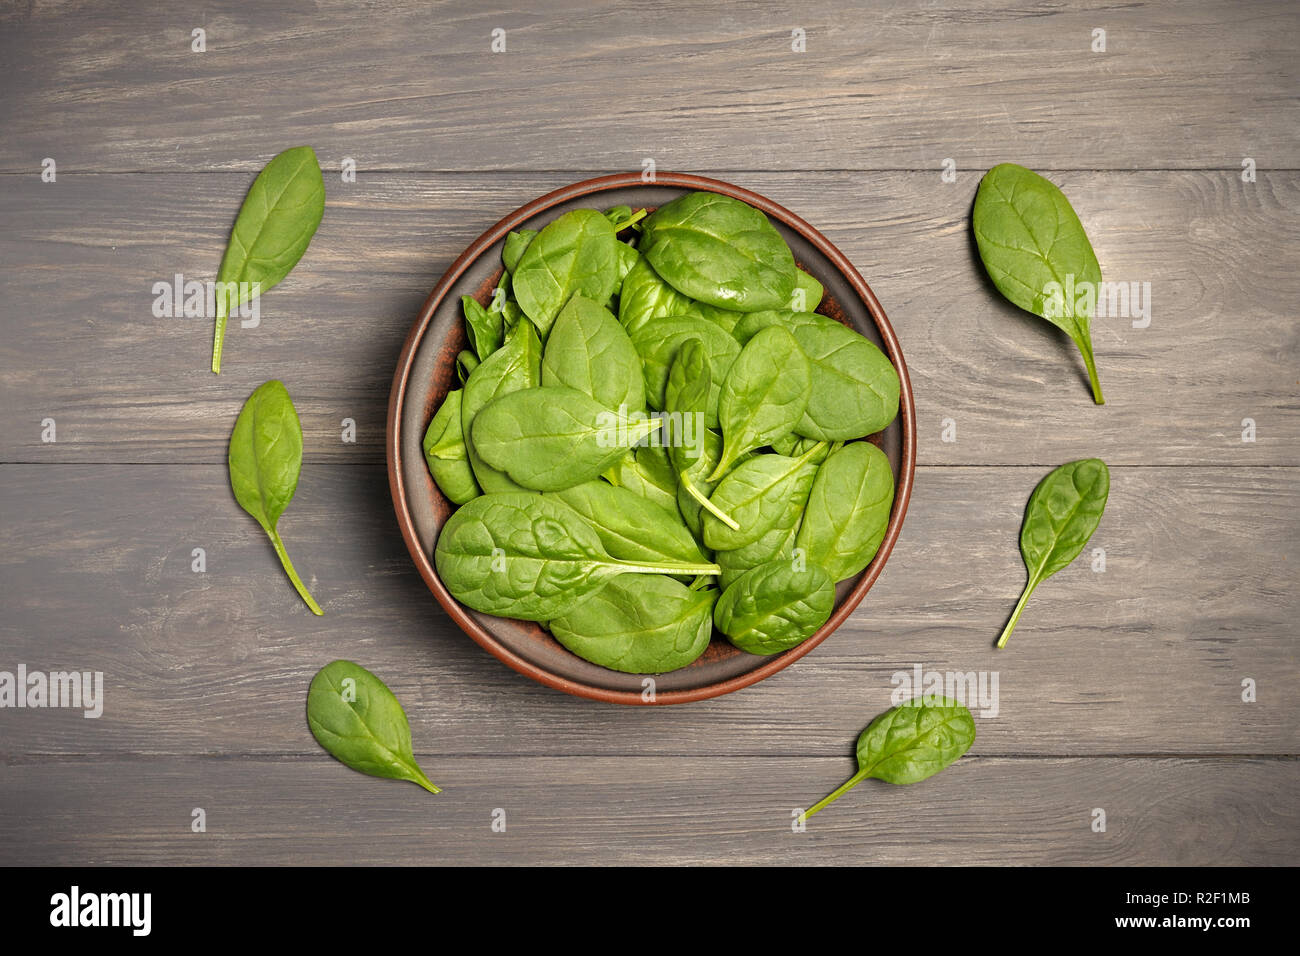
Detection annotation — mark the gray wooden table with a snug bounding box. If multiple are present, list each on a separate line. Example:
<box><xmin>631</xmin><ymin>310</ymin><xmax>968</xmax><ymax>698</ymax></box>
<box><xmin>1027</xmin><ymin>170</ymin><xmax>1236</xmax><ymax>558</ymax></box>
<box><xmin>1</xmin><ymin>0</ymin><xmax>1296</xmax><ymax>865</ymax></box>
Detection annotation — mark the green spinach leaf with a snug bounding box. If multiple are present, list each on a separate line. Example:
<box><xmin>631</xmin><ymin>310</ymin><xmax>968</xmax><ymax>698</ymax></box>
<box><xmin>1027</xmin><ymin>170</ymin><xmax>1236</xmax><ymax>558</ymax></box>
<box><xmin>307</xmin><ymin>660</ymin><xmax>439</xmax><ymax>793</ymax></box>
<box><xmin>512</xmin><ymin>209</ymin><xmax>619</xmax><ymax>338</ymax></box>
<box><xmin>462</xmin><ymin>294</ymin><xmax>503</xmax><ymax>360</ymax></box>
<box><xmin>803</xmin><ymin>698</ymin><xmax>976</xmax><ymax>819</ymax></box>
<box><xmin>434</xmin><ymin>493</ymin><xmax>720</xmax><ymax>620</ymax></box>
<box><xmin>973</xmin><ymin>163</ymin><xmax>1105</xmax><ymax>404</ymax></box>
<box><xmin>628</xmin><ymin>314</ymin><xmax>740</xmax><ymax>418</ymax></box>
<box><xmin>541</xmin><ymin>295</ymin><xmax>644</xmax><ymax>411</ymax></box>
<box><xmin>472</xmin><ymin>386</ymin><xmax>661</xmax><ymax>491</ymax></box>
<box><xmin>639</xmin><ymin>192</ymin><xmax>796</xmax><ymax>311</ymax></box>
<box><xmin>703</xmin><ymin>441</ymin><xmax>824</xmax><ymax>551</ymax></box>
<box><xmin>423</xmin><ymin>389</ymin><xmax>481</xmax><ymax>505</ymax></box>
<box><xmin>461</xmin><ymin>320</ymin><xmax>542</xmax><ymax>494</ymax></box>
<box><xmin>552</xmin><ymin>480</ymin><xmax>705</xmax><ymax>567</ymax></box>
<box><xmin>714</xmin><ymin>559</ymin><xmax>834</xmax><ymax>655</ymax></box>
<box><xmin>211</xmin><ymin>146</ymin><xmax>325</xmax><ymax>373</ymax></box>
<box><xmin>228</xmin><ymin>380</ymin><xmax>322</xmax><ymax>615</ymax></box>
<box><xmin>709</xmin><ymin>326</ymin><xmax>811</xmax><ymax>479</ymax></box>
<box><xmin>551</xmin><ymin>574</ymin><xmax>715</xmax><ymax>673</ymax></box>
<box><xmin>998</xmin><ymin>458</ymin><xmax>1109</xmax><ymax>648</ymax></box>
<box><xmin>795</xmin><ymin>441</ymin><xmax>894</xmax><ymax>582</ymax></box>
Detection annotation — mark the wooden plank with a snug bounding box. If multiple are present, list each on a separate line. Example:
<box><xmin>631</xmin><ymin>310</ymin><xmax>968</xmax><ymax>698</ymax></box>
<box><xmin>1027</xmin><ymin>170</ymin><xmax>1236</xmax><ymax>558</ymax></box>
<box><xmin>2</xmin><ymin>170</ymin><xmax>1296</xmax><ymax>465</ymax></box>
<box><xmin>0</xmin><ymin>755</ymin><xmax>1294</xmax><ymax>865</ymax></box>
<box><xmin>1</xmin><ymin>1</ymin><xmax>1296</xmax><ymax>173</ymax></box>
<box><xmin>2</xmin><ymin>463</ymin><xmax>1294</xmax><ymax>756</ymax></box>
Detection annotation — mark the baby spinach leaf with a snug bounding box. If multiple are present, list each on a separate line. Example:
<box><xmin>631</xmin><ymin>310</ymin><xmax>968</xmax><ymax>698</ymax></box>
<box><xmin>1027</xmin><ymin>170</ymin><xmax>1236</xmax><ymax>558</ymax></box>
<box><xmin>541</xmin><ymin>295</ymin><xmax>644</xmax><ymax>411</ymax></box>
<box><xmin>664</xmin><ymin>336</ymin><xmax>711</xmax><ymax>426</ymax></box>
<box><xmin>422</xmin><ymin>389</ymin><xmax>481</xmax><ymax>505</ymax></box>
<box><xmin>628</xmin><ymin>314</ymin><xmax>740</xmax><ymax>417</ymax></box>
<box><xmin>512</xmin><ymin>209</ymin><xmax>619</xmax><ymax>338</ymax></box>
<box><xmin>603</xmin><ymin>443</ymin><xmax>680</xmax><ymax>516</ymax></box>
<box><xmin>732</xmin><ymin>311</ymin><xmax>899</xmax><ymax>440</ymax></box>
<box><xmin>502</xmin><ymin>228</ymin><xmax>538</xmax><ymax>275</ymax></box>
<box><xmin>462</xmin><ymin>294</ymin><xmax>503</xmax><ymax>360</ymax></box>
<box><xmin>790</xmin><ymin>268</ymin><xmax>824</xmax><ymax>313</ymax></box>
<box><xmin>552</xmin><ymin>480</ymin><xmax>705</xmax><ymax>567</ymax></box>
<box><xmin>792</xmin><ymin>319</ymin><xmax>899</xmax><ymax>440</ymax></box>
<box><xmin>714</xmin><ymin>559</ymin><xmax>834</xmax><ymax>655</ymax></box>
<box><xmin>703</xmin><ymin>441</ymin><xmax>824</xmax><ymax>551</ymax></box>
<box><xmin>803</xmin><ymin>698</ymin><xmax>976</xmax><ymax>819</ymax></box>
<box><xmin>795</xmin><ymin>441</ymin><xmax>894</xmax><ymax>582</ymax></box>
<box><xmin>461</xmin><ymin>320</ymin><xmax>542</xmax><ymax>494</ymax></box>
<box><xmin>550</xmin><ymin>574</ymin><xmax>715</xmax><ymax>674</ymax></box>
<box><xmin>973</xmin><ymin>163</ymin><xmax>1105</xmax><ymax>404</ymax></box>
<box><xmin>639</xmin><ymin>192</ymin><xmax>797</xmax><ymax>311</ymax></box>
<box><xmin>471</xmin><ymin>386</ymin><xmax>661</xmax><ymax>491</ymax></box>
<box><xmin>710</xmin><ymin>326</ymin><xmax>812</xmax><ymax>480</ymax></box>
<box><xmin>455</xmin><ymin>350</ymin><xmax>479</xmax><ymax>384</ymax></box>
<box><xmin>617</xmin><ymin>254</ymin><xmax>697</xmax><ymax>335</ymax></box>
<box><xmin>228</xmin><ymin>379</ymin><xmax>322</xmax><ymax>615</ymax></box>
<box><xmin>211</xmin><ymin>146</ymin><xmax>325</xmax><ymax>373</ymax></box>
<box><xmin>434</xmin><ymin>493</ymin><xmax>720</xmax><ymax>620</ymax></box>
<box><xmin>998</xmin><ymin>458</ymin><xmax>1110</xmax><ymax>648</ymax></box>
<box><xmin>717</xmin><ymin>505</ymin><xmax>801</xmax><ymax>590</ymax></box>
<box><xmin>307</xmin><ymin>660</ymin><xmax>439</xmax><ymax>794</ymax></box>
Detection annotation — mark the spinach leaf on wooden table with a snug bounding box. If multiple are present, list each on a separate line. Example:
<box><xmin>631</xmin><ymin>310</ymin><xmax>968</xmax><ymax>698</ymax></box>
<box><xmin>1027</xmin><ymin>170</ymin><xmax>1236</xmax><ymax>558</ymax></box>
<box><xmin>973</xmin><ymin>162</ymin><xmax>1106</xmax><ymax>404</ymax></box>
<box><xmin>228</xmin><ymin>379</ymin><xmax>322</xmax><ymax>615</ymax></box>
<box><xmin>307</xmin><ymin>660</ymin><xmax>439</xmax><ymax>794</ymax></box>
<box><xmin>998</xmin><ymin>458</ymin><xmax>1110</xmax><ymax>648</ymax></box>
<box><xmin>803</xmin><ymin>698</ymin><xmax>976</xmax><ymax>820</ymax></box>
<box><xmin>210</xmin><ymin>145</ymin><xmax>325</xmax><ymax>373</ymax></box>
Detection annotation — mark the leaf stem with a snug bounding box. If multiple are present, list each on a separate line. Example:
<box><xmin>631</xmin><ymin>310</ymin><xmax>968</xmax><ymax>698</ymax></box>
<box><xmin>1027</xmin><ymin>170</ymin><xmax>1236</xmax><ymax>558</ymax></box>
<box><xmin>1078</xmin><ymin>337</ymin><xmax>1104</xmax><ymax>405</ymax></box>
<box><xmin>211</xmin><ymin>300</ymin><xmax>227</xmax><ymax>374</ymax></box>
<box><xmin>613</xmin><ymin>208</ymin><xmax>648</xmax><ymax>232</ymax></box>
<box><xmin>996</xmin><ymin>576</ymin><xmax>1038</xmax><ymax>649</ymax></box>
<box><xmin>803</xmin><ymin>769</ymin><xmax>868</xmax><ymax>819</ymax></box>
<box><xmin>615</xmin><ymin>560</ymin><xmax>721</xmax><ymax>576</ymax></box>
<box><xmin>680</xmin><ymin>472</ymin><xmax>739</xmax><ymax>530</ymax></box>
<box><xmin>268</xmin><ymin>527</ymin><xmax>324</xmax><ymax>615</ymax></box>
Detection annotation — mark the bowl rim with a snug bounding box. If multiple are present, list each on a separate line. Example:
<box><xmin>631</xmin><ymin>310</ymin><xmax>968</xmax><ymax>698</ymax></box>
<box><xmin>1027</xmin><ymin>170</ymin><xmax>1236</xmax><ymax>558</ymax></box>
<box><xmin>387</xmin><ymin>172</ymin><xmax>916</xmax><ymax>705</ymax></box>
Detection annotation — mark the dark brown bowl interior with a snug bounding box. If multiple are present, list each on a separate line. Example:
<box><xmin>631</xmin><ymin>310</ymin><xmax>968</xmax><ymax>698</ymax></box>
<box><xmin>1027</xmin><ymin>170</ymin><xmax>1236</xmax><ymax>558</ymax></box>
<box><xmin>387</xmin><ymin>173</ymin><xmax>916</xmax><ymax>705</ymax></box>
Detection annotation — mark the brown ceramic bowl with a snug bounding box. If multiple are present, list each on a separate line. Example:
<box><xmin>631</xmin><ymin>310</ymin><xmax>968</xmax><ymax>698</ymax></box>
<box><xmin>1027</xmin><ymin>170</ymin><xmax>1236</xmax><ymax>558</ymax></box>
<box><xmin>388</xmin><ymin>173</ymin><xmax>915</xmax><ymax>705</ymax></box>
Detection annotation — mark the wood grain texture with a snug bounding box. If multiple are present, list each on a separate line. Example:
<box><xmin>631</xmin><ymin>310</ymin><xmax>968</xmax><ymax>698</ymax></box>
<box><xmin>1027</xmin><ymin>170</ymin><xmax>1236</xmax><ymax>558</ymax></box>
<box><xmin>1</xmin><ymin>0</ymin><xmax>1296</xmax><ymax>173</ymax></box>
<box><xmin>2</xmin><ymin>171</ymin><xmax>1296</xmax><ymax>465</ymax></box>
<box><xmin>0</xmin><ymin>755</ymin><xmax>1294</xmax><ymax>865</ymax></box>
<box><xmin>3</xmin><ymin>463</ymin><xmax>1293</xmax><ymax>756</ymax></box>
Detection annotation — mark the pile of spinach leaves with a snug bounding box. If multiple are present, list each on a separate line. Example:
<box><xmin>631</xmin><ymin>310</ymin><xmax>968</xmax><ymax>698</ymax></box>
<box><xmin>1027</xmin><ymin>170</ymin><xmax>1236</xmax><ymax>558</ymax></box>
<box><xmin>426</xmin><ymin>192</ymin><xmax>902</xmax><ymax>674</ymax></box>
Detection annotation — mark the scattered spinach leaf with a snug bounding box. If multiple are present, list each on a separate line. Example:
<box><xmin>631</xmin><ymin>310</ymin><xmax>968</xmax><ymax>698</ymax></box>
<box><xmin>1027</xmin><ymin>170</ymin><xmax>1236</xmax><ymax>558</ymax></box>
<box><xmin>973</xmin><ymin>162</ymin><xmax>1105</xmax><ymax>404</ymax></box>
<box><xmin>803</xmin><ymin>698</ymin><xmax>976</xmax><ymax>819</ymax></box>
<box><xmin>307</xmin><ymin>660</ymin><xmax>440</xmax><ymax>794</ymax></box>
<box><xmin>228</xmin><ymin>379</ymin><xmax>322</xmax><ymax>615</ymax></box>
<box><xmin>211</xmin><ymin>146</ymin><xmax>325</xmax><ymax>374</ymax></box>
<box><xmin>998</xmin><ymin>458</ymin><xmax>1110</xmax><ymax>648</ymax></box>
